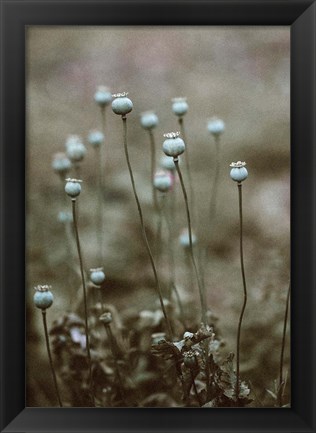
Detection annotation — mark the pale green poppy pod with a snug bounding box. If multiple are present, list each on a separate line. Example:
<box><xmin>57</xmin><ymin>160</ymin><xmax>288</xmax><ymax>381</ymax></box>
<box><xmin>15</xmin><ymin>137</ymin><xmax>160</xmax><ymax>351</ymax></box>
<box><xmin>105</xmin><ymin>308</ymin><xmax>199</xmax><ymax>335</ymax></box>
<box><xmin>58</xmin><ymin>211</ymin><xmax>72</xmax><ymax>224</ymax></box>
<box><xmin>65</xmin><ymin>178</ymin><xmax>82</xmax><ymax>198</ymax></box>
<box><xmin>94</xmin><ymin>86</ymin><xmax>112</xmax><ymax>107</ymax></box>
<box><xmin>65</xmin><ymin>134</ymin><xmax>81</xmax><ymax>149</ymax></box>
<box><xmin>172</xmin><ymin>97</ymin><xmax>188</xmax><ymax>117</ymax></box>
<box><xmin>66</xmin><ymin>141</ymin><xmax>86</xmax><ymax>163</ymax></box>
<box><xmin>160</xmin><ymin>155</ymin><xmax>178</xmax><ymax>171</ymax></box>
<box><xmin>90</xmin><ymin>268</ymin><xmax>106</xmax><ymax>286</ymax></box>
<box><xmin>52</xmin><ymin>152</ymin><xmax>72</xmax><ymax>175</ymax></box>
<box><xmin>140</xmin><ymin>111</ymin><xmax>158</xmax><ymax>130</ymax></box>
<box><xmin>88</xmin><ymin>130</ymin><xmax>104</xmax><ymax>148</ymax></box>
<box><xmin>33</xmin><ymin>285</ymin><xmax>54</xmax><ymax>310</ymax></box>
<box><xmin>112</xmin><ymin>92</ymin><xmax>133</xmax><ymax>115</ymax></box>
<box><xmin>229</xmin><ymin>161</ymin><xmax>248</xmax><ymax>182</ymax></box>
<box><xmin>153</xmin><ymin>170</ymin><xmax>173</xmax><ymax>193</ymax></box>
<box><xmin>162</xmin><ymin>132</ymin><xmax>185</xmax><ymax>157</ymax></box>
<box><xmin>207</xmin><ymin>117</ymin><xmax>225</xmax><ymax>136</ymax></box>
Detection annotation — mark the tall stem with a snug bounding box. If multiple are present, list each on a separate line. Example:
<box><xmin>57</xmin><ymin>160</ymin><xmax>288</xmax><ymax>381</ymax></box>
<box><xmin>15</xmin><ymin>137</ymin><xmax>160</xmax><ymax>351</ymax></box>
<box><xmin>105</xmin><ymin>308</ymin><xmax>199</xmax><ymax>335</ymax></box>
<box><xmin>164</xmin><ymin>200</ymin><xmax>175</xmax><ymax>299</ymax></box>
<box><xmin>156</xmin><ymin>193</ymin><xmax>167</xmax><ymax>281</ymax></box>
<box><xmin>209</xmin><ymin>137</ymin><xmax>220</xmax><ymax>222</ymax></box>
<box><xmin>278</xmin><ymin>282</ymin><xmax>291</xmax><ymax>407</ymax></box>
<box><xmin>235</xmin><ymin>183</ymin><xmax>248</xmax><ymax>401</ymax></box>
<box><xmin>121</xmin><ymin>116</ymin><xmax>173</xmax><ymax>339</ymax></box>
<box><xmin>96</xmin><ymin>145</ymin><xmax>104</xmax><ymax>263</ymax></box>
<box><xmin>98</xmin><ymin>107</ymin><xmax>107</xmax><ymax>263</ymax></box>
<box><xmin>178</xmin><ymin>118</ymin><xmax>195</xmax><ymax>220</ymax></box>
<box><xmin>41</xmin><ymin>310</ymin><xmax>63</xmax><ymax>407</ymax></box>
<box><xmin>174</xmin><ymin>158</ymin><xmax>207</xmax><ymax>324</ymax></box>
<box><xmin>185</xmin><ymin>251</ymin><xmax>194</xmax><ymax>298</ymax></box>
<box><xmin>100</xmin><ymin>106</ymin><xmax>107</xmax><ymax>178</ymax></box>
<box><xmin>149</xmin><ymin>130</ymin><xmax>159</xmax><ymax>215</ymax></box>
<box><xmin>71</xmin><ymin>199</ymin><xmax>95</xmax><ymax>406</ymax></box>
<box><xmin>169</xmin><ymin>183</ymin><xmax>177</xmax><ymax>285</ymax></box>
<box><xmin>201</xmin><ymin>136</ymin><xmax>220</xmax><ymax>289</ymax></box>
<box><xmin>163</xmin><ymin>194</ymin><xmax>186</xmax><ymax>325</ymax></box>
<box><xmin>59</xmin><ymin>176</ymin><xmax>79</xmax><ymax>286</ymax></box>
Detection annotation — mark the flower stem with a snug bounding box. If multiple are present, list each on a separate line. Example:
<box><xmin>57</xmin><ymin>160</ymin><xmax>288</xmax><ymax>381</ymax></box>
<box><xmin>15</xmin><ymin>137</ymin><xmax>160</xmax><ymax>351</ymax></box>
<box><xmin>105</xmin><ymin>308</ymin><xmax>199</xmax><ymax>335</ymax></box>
<box><xmin>66</xmin><ymin>220</ymin><xmax>80</xmax><ymax>265</ymax></box>
<box><xmin>41</xmin><ymin>310</ymin><xmax>63</xmax><ymax>407</ymax></box>
<box><xmin>100</xmin><ymin>106</ymin><xmax>107</xmax><ymax>177</ymax></box>
<box><xmin>121</xmin><ymin>116</ymin><xmax>173</xmax><ymax>339</ymax></box>
<box><xmin>149</xmin><ymin>130</ymin><xmax>159</xmax><ymax>215</ymax></box>
<box><xmin>278</xmin><ymin>282</ymin><xmax>291</xmax><ymax>407</ymax></box>
<box><xmin>156</xmin><ymin>193</ymin><xmax>165</xmax><ymax>268</ymax></box>
<box><xmin>168</xmin><ymin>183</ymin><xmax>177</xmax><ymax>286</ymax></box>
<box><xmin>98</xmin><ymin>107</ymin><xmax>107</xmax><ymax>263</ymax></box>
<box><xmin>235</xmin><ymin>182</ymin><xmax>248</xmax><ymax>401</ymax></box>
<box><xmin>71</xmin><ymin>198</ymin><xmax>95</xmax><ymax>406</ymax></box>
<box><xmin>178</xmin><ymin>118</ymin><xmax>194</xmax><ymax>208</ymax></box>
<box><xmin>174</xmin><ymin>157</ymin><xmax>207</xmax><ymax>325</ymax></box>
<box><xmin>201</xmin><ymin>136</ymin><xmax>220</xmax><ymax>292</ymax></box>
<box><xmin>96</xmin><ymin>145</ymin><xmax>104</xmax><ymax>263</ymax></box>
<box><xmin>59</xmin><ymin>176</ymin><xmax>80</xmax><ymax>286</ymax></box>
<box><xmin>209</xmin><ymin>136</ymin><xmax>221</xmax><ymax>222</ymax></box>
<box><xmin>163</xmin><ymin>195</ymin><xmax>173</xmax><ymax>298</ymax></box>
<box><xmin>162</xmin><ymin>196</ymin><xmax>186</xmax><ymax>325</ymax></box>
<box><xmin>185</xmin><ymin>251</ymin><xmax>194</xmax><ymax>298</ymax></box>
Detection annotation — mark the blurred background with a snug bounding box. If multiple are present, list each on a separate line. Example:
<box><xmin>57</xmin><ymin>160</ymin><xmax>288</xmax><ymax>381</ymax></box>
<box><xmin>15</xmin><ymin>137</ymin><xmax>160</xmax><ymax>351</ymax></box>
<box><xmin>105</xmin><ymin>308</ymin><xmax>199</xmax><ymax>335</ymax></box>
<box><xmin>26</xmin><ymin>26</ymin><xmax>290</xmax><ymax>406</ymax></box>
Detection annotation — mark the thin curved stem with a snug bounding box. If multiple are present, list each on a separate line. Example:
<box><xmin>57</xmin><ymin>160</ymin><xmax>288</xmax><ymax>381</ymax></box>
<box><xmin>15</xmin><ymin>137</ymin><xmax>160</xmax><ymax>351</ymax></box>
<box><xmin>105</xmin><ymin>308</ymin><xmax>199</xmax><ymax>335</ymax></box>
<box><xmin>178</xmin><ymin>118</ymin><xmax>195</xmax><ymax>221</ymax></box>
<box><xmin>164</xmin><ymin>198</ymin><xmax>175</xmax><ymax>300</ymax></box>
<box><xmin>155</xmin><ymin>193</ymin><xmax>165</xmax><ymax>268</ymax></box>
<box><xmin>41</xmin><ymin>310</ymin><xmax>63</xmax><ymax>407</ymax></box>
<box><xmin>174</xmin><ymin>158</ymin><xmax>207</xmax><ymax>325</ymax></box>
<box><xmin>185</xmin><ymin>251</ymin><xmax>194</xmax><ymax>298</ymax></box>
<box><xmin>71</xmin><ymin>199</ymin><xmax>95</xmax><ymax>406</ymax></box>
<box><xmin>121</xmin><ymin>116</ymin><xmax>173</xmax><ymax>339</ymax></box>
<box><xmin>278</xmin><ymin>282</ymin><xmax>291</xmax><ymax>407</ymax></box>
<box><xmin>235</xmin><ymin>183</ymin><xmax>248</xmax><ymax>402</ymax></box>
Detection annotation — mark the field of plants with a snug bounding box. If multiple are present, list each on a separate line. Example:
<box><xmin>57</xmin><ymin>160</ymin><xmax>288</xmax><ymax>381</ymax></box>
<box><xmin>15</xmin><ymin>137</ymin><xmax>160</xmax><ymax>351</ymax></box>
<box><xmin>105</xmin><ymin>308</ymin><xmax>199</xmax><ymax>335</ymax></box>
<box><xmin>26</xmin><ymin>26</ymin><xmax>290</xmax><ymax>407</ymax></box>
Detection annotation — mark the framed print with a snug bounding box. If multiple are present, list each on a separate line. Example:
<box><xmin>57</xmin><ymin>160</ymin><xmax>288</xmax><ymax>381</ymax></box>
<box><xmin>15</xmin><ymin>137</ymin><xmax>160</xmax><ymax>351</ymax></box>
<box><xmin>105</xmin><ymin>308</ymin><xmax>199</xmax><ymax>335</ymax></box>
<box><xmin>0</xmin><ymin>0</ymin><xmax>315</xmax><ymax>432</ymax></box>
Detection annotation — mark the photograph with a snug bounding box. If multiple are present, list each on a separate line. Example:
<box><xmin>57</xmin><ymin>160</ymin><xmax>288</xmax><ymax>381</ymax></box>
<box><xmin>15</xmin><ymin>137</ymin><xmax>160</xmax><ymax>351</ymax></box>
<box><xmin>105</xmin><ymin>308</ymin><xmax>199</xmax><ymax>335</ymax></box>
<box><xmin>26</xmin><ymin>25</ymin><xmax>290</xmax><ymax>408</ymax></box>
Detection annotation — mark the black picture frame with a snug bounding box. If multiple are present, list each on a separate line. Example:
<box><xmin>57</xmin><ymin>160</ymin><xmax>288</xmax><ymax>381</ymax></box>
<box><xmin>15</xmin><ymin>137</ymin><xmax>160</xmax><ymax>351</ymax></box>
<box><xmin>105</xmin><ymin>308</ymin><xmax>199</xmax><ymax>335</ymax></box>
<box><xmin>0</xmin><ymin>0</ymin><xmax>315</xmax><ymax>432</ymax></box>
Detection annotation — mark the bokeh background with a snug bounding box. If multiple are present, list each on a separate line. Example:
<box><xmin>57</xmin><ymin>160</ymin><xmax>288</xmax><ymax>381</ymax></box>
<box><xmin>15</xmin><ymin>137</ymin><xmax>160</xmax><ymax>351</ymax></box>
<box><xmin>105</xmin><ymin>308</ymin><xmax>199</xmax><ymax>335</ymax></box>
<box><xmin>26</xmin><ymin>26</ymin><xmax>290</xmax><ymax>406</ymax></box>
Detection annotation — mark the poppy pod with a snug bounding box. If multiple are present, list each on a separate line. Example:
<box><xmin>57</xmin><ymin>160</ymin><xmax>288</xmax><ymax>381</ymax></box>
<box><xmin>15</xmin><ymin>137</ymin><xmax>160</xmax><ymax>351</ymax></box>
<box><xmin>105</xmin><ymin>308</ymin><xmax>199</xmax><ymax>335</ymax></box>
<box><xmin>162</xmin><ymin>132</ymin><xmax>185</xmax><ymax>158</ymax></box>
<box><xmin>112</xmin><ymin>92</ymin><xmax>133</xmax><ymax>115</ymax></box>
